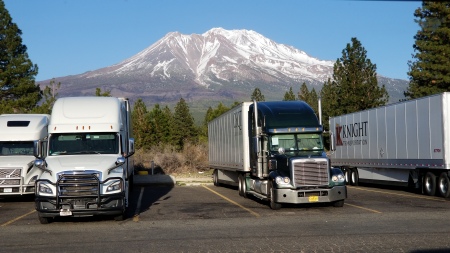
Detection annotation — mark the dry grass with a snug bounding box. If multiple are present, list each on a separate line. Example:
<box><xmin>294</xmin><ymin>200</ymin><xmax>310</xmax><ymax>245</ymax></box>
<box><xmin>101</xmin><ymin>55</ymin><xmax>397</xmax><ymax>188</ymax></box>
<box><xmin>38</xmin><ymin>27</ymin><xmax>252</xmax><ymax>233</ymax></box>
<box><xmin>133</xmin><ymin>141</ymin><xmax>209</xmax><ymax>175</ymax></box>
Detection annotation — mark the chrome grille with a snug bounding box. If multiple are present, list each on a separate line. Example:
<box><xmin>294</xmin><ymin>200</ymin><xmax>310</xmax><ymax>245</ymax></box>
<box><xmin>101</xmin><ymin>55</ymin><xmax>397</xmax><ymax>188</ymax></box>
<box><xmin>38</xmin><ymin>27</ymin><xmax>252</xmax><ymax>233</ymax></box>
<box><xmin>57</xmin><ymin>174</ymin><xmax>100</xmax><ymax>197</ymax></box>
<box><xmin>293</xmin><ymin>160</ymin><xmax>329</xmax><ymax>186</ymax></box>
<box><xmin>0</xmin><ymin>168</ymin><xmax>22</xmax><ymax>185</ymax></box>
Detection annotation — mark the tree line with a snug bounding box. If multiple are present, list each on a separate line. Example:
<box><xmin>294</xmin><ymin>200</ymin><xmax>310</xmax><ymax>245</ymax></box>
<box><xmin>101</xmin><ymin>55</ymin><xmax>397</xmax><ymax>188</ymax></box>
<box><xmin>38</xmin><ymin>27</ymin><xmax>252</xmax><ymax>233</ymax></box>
<box><xmin>1</xmin><ymin>0</ymin><xmax>450</xmax><ymax>150</ymax></box>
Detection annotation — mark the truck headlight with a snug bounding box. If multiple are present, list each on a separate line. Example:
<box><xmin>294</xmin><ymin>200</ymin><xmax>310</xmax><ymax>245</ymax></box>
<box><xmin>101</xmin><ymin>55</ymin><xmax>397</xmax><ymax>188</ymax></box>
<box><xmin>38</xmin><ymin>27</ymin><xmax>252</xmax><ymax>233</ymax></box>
<box><xmin>276</xmin><ymin>176</ymin><xmax>290</xmax><ymax>184</ymax></box>
<box><xmin>107</xmin><ymin>181</ymin><xmax>122</xmax><ymax>192</ymax></box>
<box><xmin>37</xmin><ymin>182</ymin><xmax>53</xmax><ymax>194</ymax></box>
<box><xmin>332</xmin><ymin>174</ymin><xmax>345</xmax><ymax>183</ymax></box>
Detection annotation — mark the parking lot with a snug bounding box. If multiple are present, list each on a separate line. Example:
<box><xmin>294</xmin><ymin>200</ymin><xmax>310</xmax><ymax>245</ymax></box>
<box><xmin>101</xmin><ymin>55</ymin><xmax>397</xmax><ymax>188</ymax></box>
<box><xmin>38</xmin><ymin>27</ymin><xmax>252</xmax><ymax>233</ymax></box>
<box><xmin>1</xmin><ymin>182</ymin><xmax>450</xmax><ymax>252</ymax></box>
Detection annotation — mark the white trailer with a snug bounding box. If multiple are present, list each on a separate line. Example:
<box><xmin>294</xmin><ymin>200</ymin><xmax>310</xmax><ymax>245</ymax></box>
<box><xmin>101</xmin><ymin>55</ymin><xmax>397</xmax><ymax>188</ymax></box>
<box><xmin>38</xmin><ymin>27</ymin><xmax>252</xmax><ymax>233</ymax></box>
<box><xmin>0</xmin><ymin>114</ymin><xmax>49</xmax><ymax>196</ymax></box>
<box><xmin>329</xmin><ymin>92</ymin><xmax>450</xmax><ymax>197</ymax></box>
<box><xmin>209</xmin><ymin>101</ymin><xmax>346</xmax><ymax>209</ymax></box>
<box><xmin>34</xmin><ymin>97</ymin><xmax>135</xmax><ymax>223</ymax></box>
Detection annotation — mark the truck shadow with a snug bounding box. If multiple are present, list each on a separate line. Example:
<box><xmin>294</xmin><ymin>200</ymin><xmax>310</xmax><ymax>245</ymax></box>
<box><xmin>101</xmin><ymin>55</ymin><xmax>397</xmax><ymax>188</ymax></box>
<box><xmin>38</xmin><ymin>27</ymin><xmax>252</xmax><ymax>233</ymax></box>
<box><xmin>217</xmin><ymin>184</ymin><xmax>340</xmax><ymax>210</ymax></box>
<box><xmin>127</xmin><ymin>184</ymin><xmax>173</xmax><ymax>216</ymax></box>
<box><xmin>47</xmin><ymin>185</ymin><xmax>174</xmax><ymax>223</ymax></box>
<box><xmin>0</xmin><ymin>194</ymin><xmax>35</xmax><ymax>203</ymax></box>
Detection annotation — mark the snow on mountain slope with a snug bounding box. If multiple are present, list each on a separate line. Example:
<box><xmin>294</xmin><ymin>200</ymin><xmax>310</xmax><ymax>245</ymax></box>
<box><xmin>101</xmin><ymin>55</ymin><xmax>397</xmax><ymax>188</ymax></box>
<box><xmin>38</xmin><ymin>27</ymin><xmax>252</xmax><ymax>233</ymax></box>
<box><xmin>83</xmin><ymin>27</ymin><xmax>334</xmax><ymax>88</ymax></box>
<box><xmin>46</xmin><ymin>27</ymin><xmax>407</xmax><ymax>107</ymax></box>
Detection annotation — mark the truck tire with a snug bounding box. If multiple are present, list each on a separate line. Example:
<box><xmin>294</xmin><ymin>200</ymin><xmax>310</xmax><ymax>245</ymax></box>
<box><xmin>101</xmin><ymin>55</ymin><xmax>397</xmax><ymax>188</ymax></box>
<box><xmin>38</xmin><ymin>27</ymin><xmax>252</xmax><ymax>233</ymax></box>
<box><xmin>333</xmin><ymin>199</ymin><xmax>345</xmax><ymax>207</ymax></box>
<box><xmin>268</xmin><ymin>181</ymin><xmax>281</xmax><ymax>210</ymax></box>
<box><xmin>344</xmin><ymin>168</ymin><xmax>351</xmax><ymax>185</ymax></box>
<box><xmin>114</xmin><ymin>213</ymin><xmax>125</xmax><ymax>221</ymax></box>
<box><xmin>38</xmin><ymin>213</ymin><xmax>51</xmax><ymax>224</ymax></box>
<box><xmin>438</xmin><ymin>172</ymin><xmax>450</xmax><ymax>198</ymax></box>
<box><xmin>423</xmin><ymin>172</ymin><xmax>437</xmax><ymax>196</ymax></box>
<box><xmin>213</xmin><ymin>169</ymin><xmax>220</xmax><ymax>186</ymax></box>
<box><xmin>238</xmin><ymin>174</ymin><xmax>248</xmax><ymax>198</ymax></box>
<box><xmin>350</xmin><ymin>169</ymin><xmax>359</xmax><ymax>186</ymax></box>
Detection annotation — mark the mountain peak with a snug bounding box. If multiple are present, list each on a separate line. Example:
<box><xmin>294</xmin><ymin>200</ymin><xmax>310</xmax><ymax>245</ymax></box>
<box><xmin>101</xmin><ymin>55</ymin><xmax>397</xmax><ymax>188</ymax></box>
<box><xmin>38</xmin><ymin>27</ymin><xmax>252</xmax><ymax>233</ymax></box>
<box><xmin>42</xmin><ymin>28</ymin><xmax>408</xmax><ymax>112</ymax></box>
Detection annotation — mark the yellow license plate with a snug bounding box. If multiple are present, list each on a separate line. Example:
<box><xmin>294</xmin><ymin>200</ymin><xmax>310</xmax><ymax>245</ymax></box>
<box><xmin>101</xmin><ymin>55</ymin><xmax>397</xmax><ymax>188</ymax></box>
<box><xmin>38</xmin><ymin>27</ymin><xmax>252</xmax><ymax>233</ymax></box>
<box><xmin>308</xmin><ymin>196</ymin><xmax>319</xmax><ymax>202</ymax></box>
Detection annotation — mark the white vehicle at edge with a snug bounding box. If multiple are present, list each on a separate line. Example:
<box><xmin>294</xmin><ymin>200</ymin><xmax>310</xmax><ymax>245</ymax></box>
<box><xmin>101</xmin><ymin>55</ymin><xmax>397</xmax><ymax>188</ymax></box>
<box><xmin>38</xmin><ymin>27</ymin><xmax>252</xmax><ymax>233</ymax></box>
<box><xmin>329</xmin><ymin>92</ymin><xmax>450</xmax><ymax>198</ymax></box>
<box><xmin>0</xmin><ymin>114</ymin><xmax>49</xmax><ymax>196</ymax></box>
<box><xmin>34</xmin><ymin>97</ymin><xmax>135</xmax><ymax>224</ymax></box>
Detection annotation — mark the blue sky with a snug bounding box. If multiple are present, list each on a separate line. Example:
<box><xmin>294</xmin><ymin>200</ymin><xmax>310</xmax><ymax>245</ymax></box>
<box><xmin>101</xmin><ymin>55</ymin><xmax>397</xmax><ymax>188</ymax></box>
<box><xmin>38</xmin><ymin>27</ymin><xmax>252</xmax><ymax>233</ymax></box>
<box><xmin>4</xmin><ymin>0</ymin><xmax>421</xmax><ymax>82</ymax></box>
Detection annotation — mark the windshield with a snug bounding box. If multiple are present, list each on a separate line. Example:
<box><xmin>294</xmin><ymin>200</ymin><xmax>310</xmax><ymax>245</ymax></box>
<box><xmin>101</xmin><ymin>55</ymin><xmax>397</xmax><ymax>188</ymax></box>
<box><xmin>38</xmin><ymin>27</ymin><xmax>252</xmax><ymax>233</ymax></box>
<box><xmin>269</xmin><ymin>133</ymin><xmax>323</xmax><ymax>152</ymax></box>
<box><xmin>0</xmin><ymin>141</ymin><xmax>34</xmax><ymax>156</ymax></box>
<box><xmin>49</xmin><ymin>133</ymin><xmax>119</xmax><ymax>156</ymax></box>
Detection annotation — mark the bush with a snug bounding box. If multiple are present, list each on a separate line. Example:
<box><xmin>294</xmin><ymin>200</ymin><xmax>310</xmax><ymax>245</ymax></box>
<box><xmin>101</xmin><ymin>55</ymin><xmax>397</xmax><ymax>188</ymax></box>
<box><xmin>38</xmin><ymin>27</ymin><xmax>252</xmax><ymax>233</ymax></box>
<box><xmin>134</xmin><ymin>141</ymin><xmax>209</xmax><ymax>175</ymax></box>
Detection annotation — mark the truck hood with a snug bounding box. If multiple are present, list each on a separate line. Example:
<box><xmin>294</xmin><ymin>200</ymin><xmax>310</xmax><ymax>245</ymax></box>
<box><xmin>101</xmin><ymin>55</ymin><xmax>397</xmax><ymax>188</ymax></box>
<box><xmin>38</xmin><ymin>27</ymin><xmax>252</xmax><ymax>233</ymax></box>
<box><xmin>0</xmin><ymin>156</ymin><xmax>35</xmax><ymax>169</ymax></box>
<box><xmin>44</xmin><ymin>155</ymin><xmax>120</xmax><ymax>175</ymax></box>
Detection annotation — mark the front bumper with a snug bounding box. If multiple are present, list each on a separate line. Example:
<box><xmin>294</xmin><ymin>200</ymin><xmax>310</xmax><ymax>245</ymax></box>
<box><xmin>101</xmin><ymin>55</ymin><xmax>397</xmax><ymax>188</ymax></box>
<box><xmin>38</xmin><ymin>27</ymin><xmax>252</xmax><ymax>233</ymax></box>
<box><xmin>35</xmin><ymin>175</ymin><xmax>125</xmax><ymax>218</ymax></box>
<box><xmin>35</xmin><ymin>193</ymin><xmax>125</xmax><ymax>218</ymax></box>
<box><xmin>0</xmin><ymin>183</ymin><xmax>35</xmax><ymax>196</ymax></box>
<box><xmin>273</xmin><ymin>185</ymin><xmax>347</xmax><ymax>204</ymax></box>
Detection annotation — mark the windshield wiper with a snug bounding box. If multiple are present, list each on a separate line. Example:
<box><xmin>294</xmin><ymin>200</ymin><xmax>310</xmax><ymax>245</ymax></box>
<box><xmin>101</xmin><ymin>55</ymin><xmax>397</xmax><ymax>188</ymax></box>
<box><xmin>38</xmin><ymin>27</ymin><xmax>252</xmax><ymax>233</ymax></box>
<box><xmin>70</xmin><ymin>151</ymin><xmax>102</xmax><ymax>154</ymax></box>
<box><xmin>51</xmin><ymin>151</ymin><xmax>68</xmax><ymax>155</ymax></box>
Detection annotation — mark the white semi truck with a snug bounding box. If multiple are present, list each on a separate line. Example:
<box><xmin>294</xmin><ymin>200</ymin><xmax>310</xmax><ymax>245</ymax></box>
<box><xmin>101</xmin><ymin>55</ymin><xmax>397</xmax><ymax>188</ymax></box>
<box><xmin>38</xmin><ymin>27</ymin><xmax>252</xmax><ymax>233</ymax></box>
<box><xmin>329</xmin><ymin>92</ymin><xmax>450</xmax><ymax>198</ymax></box>
<box><xmin>0</xmin><ymin>114</ymin><xmax>49</xmax><ymax>196</ymax></box>
<box><xmin>33</xmin><ymin>97</ymin><xmax>135</xmax><ymax>224</ymax></box>
<box><xmin>208</xmin><ymin>101</ymin><xmax>346</xmax><ymax>209</ymax></box>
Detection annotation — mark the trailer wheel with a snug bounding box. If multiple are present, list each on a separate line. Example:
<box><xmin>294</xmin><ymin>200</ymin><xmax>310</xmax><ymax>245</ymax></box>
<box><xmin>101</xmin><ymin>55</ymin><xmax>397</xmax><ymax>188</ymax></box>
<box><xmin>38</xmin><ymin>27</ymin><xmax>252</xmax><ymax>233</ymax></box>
<box><xmin>438</xmin><ymin>172</ymin><xmax>450</xmax><ymax>198</ymax></box>
<box><xmin>423</xmin><ymin>172</ymin><xmax>437</xmax><ymax>196</ymax></box>
<box><xmin>350</xmin><ymin>169</ymin><xmax>359</xmax><ymax>186</ymax></box>
<box><xmin>238</xmin><ymin>174</ymin><xmax>248</xmax><ymax>198</ymax></box>
<box><xmin>344</xmin><ymin>168</ymin><xmax>351</xmax><ymax>185</ymax></box>
<box><xmin>268</xmin><ymin>181</ymin><xmax>281</xmax><ymax>210</ymax></box>
<box><xmin>213</xmin><ymin>169</ymin><xmax>220</xmax><ymax>186</ymax></box>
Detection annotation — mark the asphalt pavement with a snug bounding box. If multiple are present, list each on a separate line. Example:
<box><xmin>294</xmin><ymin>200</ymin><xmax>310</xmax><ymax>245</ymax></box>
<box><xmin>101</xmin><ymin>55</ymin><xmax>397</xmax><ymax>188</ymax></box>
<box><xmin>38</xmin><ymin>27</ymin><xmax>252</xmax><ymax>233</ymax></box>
<box><xmin>133</xmin><ymin>173</ymin><xmax>213</xmax><ymax>186</ymax></box>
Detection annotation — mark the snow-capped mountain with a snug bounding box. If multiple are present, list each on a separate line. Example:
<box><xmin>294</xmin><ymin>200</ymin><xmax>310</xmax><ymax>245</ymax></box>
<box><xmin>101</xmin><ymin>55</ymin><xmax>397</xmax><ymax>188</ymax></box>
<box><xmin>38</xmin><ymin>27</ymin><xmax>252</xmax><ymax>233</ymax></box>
<box><xmin>40</xmin><ymin>28</ymin><xmax>407</xmax><ymax>110</ymax></box>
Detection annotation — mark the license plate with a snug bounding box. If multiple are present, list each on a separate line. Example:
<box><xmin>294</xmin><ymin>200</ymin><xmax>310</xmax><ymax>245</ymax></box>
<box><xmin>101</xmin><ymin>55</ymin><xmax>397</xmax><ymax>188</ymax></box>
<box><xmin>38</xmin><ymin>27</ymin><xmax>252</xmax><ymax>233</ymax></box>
<box><xmin>4</xmin><ymin>188</ymin><xmax>12</xmax><ymax>193</ymax></box>
<box><xmin>60</xmin><ymin>209</ymin><xmax>72</xmax><ymax>216</ymax></box>
<box><xmin>308</xmin><ymin>196</ymin><xmax>319</xmax><ymax>202</ymax></box>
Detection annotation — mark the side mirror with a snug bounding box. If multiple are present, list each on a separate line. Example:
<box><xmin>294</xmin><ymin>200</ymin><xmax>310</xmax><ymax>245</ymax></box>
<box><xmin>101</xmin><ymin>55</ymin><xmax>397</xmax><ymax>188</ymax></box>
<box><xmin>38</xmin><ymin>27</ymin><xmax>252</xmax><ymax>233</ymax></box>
<box><xmin>127</xmin><ymin>138</ymin><xmax>135</xmax><ymax>157</ymax></box>
<box><xmin>116</xmin><ymin>157</ymin><xmax>126</xmax><ymax>165</ymax></box>
<box><xmin>34</xmin><ymin>159</ymin><xmax>45</xmax><ymax>168</ymax></box>
<box><xmin>33</xmin><ymin>140</ymin><xmax>42</xmax><ymax>158</ymax></box>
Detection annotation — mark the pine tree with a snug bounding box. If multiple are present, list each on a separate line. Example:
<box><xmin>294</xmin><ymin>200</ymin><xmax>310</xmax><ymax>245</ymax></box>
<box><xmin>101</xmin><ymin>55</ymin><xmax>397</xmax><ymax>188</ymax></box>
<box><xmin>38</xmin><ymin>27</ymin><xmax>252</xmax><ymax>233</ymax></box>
<box><xmin>250</xmin><ymin>88</ymin><xmax>265</xmax><ymax>101</ymax></box>
<box><xmin>95</xmin><ymin>87</ymin><xmax>111</xmax><ymax>97</ymax></box>
<box><xmin>173</xmin><ymin>98</ymin><xmax>197</xmax><ymax>149</ymax></box>
<box><xmin>283</xmin><ymin>87</ymin><xmax>296</xmax><ymax>101</ymax></box>
<box><xmin>149</xmin><ymin>104</ymin><xmax>175</xmax><ymax>145</ymax></box>
<box><xmin>161</xmin><ymin>105</ymin><xmax>174</xmax><ymax>145</ymax></box>
<box><xmin>0</xmin><ymin>0</ymin><xmax>41</xmax><ymax>113</ymax></box>
<box><xmin>309</xmin><ymin>88</ymin><xmax>319</xmax><ymax>114</ymax></box>
<box><xmin>405</xmin><ymin>2</ymin><xmax>450</xmax><ymax>99</ymax></box>
<box><xmin>203</xmin><ymin>102</ymin><xmax>230</xmax><ymax>124</ymax></box>
<box><xmin>320</xmin><ymin>78</ymin><xmax>339</xmax><ymax>131</ymax></box>
<box><xmin>298</xmin><ymin>82</ymin><xmax>311</xmax><ymax>102</ymax></box>
<box><xmin>32</xmin><ymin>79</ymin><xmax>60</xmax><ymax>114</ymax></box>
<box><xmin>131</xmin><ymin>99</ymin><xmax>149</xmax><ymax>150</ymax></box>
<box><xmin>320</xmin><ymin>37</ymin><xmax>389</xmax><ymax>124</ymax></box>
